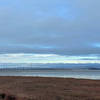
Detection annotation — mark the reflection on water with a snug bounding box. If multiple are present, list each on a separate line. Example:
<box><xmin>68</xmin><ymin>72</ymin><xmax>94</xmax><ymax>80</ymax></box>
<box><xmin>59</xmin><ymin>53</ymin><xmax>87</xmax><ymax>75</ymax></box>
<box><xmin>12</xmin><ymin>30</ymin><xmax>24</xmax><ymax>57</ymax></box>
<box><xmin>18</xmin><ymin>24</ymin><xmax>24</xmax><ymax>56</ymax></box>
<box><xmin>0</xmin><ymin>69</ymin><xmax>100</xmax><ymax>80</ymax></box>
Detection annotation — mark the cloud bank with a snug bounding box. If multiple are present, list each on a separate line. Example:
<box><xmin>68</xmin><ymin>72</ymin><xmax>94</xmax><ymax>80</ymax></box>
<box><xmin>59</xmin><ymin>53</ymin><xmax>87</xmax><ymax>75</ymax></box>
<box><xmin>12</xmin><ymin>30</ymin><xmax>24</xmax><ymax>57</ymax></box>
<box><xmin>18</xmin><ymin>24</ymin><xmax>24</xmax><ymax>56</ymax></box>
<box><xmin>0</xmin><ymin>53</ymin><xmax>100</xmax><ymax>64</ymax></box>
<box><xmin>0</xmin><ymin>0</ymin><xmax>100</xmax><ymax>55</ymax></box>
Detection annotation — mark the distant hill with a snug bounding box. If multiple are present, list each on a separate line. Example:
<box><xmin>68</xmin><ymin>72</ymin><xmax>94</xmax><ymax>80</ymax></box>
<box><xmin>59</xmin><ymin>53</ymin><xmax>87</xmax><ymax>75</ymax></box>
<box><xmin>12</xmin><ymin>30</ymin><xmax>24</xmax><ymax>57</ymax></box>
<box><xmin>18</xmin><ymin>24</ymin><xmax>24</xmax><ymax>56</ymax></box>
<box><xmin>0</xmin><ymin>63</ymin><xmax>100</xmax><ymax>70</ymax></box>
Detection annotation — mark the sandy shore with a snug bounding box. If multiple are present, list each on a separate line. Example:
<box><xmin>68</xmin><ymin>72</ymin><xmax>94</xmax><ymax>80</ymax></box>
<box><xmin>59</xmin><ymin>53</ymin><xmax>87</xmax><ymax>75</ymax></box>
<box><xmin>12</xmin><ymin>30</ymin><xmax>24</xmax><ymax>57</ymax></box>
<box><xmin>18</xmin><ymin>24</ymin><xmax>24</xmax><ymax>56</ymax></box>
<box><xmin>0</xmin><ymin>76</ymin><xmax>100</xmax><ymax>100</ymax></box>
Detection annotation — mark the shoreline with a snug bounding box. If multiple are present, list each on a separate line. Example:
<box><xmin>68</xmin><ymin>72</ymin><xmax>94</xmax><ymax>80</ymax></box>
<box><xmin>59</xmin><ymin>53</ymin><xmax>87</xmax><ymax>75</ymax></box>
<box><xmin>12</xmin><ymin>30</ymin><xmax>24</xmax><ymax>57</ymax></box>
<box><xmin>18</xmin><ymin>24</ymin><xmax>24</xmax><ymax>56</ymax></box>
<box><xmin>0</xmin><ymin>76</ymin><xmax>100</xmax><ymax>100</ymax></box>
<box><xmin>0</xmin><ymin>69</ymin><xmax>100</xmax><ymax>80</ymax></box>
<box><xmin>0</xmin><ymin>75</ymin><xmax>99</xmax><ymax>80</ymax></box>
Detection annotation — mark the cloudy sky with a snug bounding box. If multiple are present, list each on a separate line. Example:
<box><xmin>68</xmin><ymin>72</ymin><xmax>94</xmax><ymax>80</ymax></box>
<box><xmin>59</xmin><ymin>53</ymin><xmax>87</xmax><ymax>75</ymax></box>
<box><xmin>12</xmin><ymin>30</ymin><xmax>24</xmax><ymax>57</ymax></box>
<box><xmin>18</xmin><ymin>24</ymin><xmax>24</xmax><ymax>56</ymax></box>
<box><xmin>0</xmin><ymin>0</ymin><xmax>100</xmax><ymax>64</ymax></box>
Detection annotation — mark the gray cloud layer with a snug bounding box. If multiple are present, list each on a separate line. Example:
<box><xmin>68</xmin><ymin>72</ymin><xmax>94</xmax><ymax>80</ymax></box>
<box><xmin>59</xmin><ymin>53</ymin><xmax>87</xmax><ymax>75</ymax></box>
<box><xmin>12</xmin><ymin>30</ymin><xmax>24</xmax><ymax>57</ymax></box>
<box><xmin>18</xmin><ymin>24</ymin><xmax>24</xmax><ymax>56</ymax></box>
<box><xmin>0</xmin><ymin>0</ymin><xmax>100</xmax><ymax>55</ymax></box>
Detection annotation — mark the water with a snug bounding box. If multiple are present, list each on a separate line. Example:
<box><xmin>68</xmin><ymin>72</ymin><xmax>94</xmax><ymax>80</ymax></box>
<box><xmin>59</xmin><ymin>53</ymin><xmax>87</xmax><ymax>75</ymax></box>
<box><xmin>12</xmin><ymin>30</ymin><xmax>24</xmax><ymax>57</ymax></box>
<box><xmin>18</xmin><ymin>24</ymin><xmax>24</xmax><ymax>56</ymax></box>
<box><xmin>0</xmin><ymin>69</ymin><xmax>100</xmax><ymax>80</ymax></box>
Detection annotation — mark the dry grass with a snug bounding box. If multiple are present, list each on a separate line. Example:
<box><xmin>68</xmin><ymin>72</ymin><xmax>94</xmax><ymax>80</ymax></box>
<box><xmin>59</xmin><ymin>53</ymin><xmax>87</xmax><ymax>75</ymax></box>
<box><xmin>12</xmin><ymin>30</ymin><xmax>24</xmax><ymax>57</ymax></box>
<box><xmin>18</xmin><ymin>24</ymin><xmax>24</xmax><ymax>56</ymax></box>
<box><xmin>0</xmin><ymin>77</ymin><xmax>99</xmax><ymax>100</ymax></box>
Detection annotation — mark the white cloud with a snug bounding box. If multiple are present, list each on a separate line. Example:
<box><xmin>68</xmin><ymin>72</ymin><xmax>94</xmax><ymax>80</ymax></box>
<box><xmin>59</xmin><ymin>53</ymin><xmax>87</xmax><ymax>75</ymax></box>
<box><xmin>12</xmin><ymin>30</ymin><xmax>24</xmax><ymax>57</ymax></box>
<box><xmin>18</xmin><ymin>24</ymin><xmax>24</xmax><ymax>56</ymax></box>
<box><xmin>0</xmin><ymin>53</ymin><xmax>100</xmax><ymax>64</ymax></box>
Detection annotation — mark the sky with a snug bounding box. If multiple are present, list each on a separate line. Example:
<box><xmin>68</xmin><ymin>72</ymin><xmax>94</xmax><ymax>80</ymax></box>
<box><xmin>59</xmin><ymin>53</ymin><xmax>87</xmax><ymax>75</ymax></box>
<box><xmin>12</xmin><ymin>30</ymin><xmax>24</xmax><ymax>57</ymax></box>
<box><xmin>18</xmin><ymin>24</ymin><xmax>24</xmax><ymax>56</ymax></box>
<box><xmin>0</xmin><ymin>0</ymin><xmax>100</xmax><ymax>64</ymax></box>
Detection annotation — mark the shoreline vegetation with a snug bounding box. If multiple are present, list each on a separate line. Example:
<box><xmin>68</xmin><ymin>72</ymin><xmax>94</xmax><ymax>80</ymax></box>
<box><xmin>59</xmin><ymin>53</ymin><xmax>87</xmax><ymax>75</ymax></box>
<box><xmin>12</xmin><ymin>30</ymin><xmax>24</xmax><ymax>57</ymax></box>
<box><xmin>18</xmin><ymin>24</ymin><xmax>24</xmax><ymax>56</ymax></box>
<box><xmin>0</xmin><ymin>77</ymin><xmax>100</xmax><ymax>100</ymax></box>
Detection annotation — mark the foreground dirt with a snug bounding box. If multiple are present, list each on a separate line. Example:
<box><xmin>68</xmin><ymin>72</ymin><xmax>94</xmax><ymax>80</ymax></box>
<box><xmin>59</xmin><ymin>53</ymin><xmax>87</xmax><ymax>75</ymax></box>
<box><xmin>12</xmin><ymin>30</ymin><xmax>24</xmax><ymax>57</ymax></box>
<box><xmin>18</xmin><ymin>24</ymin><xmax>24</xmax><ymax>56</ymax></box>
<box><xmin>0</xmin><ymin>77</ymin><xmax>100</xmax><ymax>100</ymax></box>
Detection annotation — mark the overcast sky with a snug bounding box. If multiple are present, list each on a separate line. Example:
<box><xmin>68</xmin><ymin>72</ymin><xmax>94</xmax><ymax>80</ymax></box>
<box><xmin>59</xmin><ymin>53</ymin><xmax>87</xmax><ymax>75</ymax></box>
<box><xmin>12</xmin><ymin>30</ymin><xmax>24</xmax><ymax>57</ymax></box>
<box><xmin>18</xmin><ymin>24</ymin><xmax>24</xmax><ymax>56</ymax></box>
<box><xmin>0</xmin><ymin>0</ymin><xmax>100</xmax><ymax>63</ymax></box>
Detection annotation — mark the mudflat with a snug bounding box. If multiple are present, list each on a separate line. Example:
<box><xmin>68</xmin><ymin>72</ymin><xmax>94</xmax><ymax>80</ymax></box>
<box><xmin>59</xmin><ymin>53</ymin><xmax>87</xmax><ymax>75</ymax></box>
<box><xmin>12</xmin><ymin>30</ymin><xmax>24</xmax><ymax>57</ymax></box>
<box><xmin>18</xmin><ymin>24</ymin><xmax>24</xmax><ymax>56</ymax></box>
<box><xmin>0</xmin><ymin>76</ymin><xmax>100</xmax><ymax>100</ymax></box>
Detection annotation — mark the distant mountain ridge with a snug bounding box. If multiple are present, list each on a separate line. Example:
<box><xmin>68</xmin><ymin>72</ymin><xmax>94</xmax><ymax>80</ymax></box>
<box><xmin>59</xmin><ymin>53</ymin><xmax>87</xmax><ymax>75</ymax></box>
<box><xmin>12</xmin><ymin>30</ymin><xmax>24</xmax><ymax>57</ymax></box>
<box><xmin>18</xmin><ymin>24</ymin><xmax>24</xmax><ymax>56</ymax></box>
<box><xmin>0</xmin><ymin>63</ymin><xmax>100</xmax><ymax>70</ymax></box>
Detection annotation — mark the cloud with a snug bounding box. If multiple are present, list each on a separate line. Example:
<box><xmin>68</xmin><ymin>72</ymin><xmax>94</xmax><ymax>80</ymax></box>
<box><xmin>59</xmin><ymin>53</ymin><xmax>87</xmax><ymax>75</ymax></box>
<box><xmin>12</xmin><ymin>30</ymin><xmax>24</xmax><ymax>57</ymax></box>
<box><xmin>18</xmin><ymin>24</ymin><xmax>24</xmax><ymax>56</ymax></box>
<box><xmin>0</xmin><ymin>53</ymin><xmax>100</xmax><ymax>64</ymax></box>
<box><xmin>0</xmin><ymin>0</ymin><xmax>100</xmax><ymax>55</ymax></box>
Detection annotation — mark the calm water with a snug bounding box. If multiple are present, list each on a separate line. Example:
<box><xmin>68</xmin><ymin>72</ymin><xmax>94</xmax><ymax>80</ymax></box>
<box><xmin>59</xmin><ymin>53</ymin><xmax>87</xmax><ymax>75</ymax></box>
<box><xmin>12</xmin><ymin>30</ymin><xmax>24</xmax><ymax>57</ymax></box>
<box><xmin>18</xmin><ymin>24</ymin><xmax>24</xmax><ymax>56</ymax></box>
<box><xmin>0</xmin><ymin>69</ymin><xmax>100</xmax><ymax>80</ymax></box>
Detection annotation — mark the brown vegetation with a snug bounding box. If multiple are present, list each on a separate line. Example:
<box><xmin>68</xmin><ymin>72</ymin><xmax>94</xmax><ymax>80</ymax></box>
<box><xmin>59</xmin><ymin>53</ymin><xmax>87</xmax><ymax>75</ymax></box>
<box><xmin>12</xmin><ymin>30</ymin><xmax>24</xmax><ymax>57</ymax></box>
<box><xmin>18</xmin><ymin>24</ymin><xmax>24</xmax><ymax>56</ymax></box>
<box><xmin>0</xmin><ymin>76</ymin><xmax>100</xmax><ymax>100</ymax></box>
